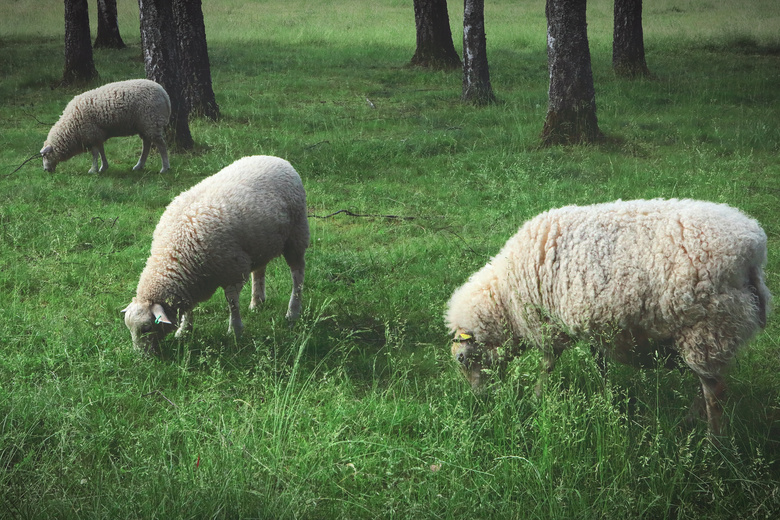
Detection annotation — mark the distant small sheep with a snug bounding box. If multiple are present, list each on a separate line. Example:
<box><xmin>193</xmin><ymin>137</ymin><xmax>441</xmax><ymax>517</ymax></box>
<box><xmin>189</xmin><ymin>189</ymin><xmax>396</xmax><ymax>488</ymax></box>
<box><xmin>41</xmin><ymin>79</ymin><xmax>171</xmax><ymax>174</ymax></box>
<box><xmin>122</xmin><ymin>155</ymin><xmax>309</xmax><ymax>353</ymax></box>
<box><xmin>446</xmin><ymin>198</ymin><xmax>770</xmax><ymax>436</ymax></box>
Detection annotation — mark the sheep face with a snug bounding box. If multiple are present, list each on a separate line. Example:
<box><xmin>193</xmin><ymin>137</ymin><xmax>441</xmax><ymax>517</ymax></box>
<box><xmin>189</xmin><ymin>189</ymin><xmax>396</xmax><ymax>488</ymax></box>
<box><xmin>40</xmin><ymin>144</ymin><xmax>57</xmax><ymax>172</ymax></box>
<box><xmin>451</xmin><ymin>330</ymin><xmax>499</xmax><ymax>388</ymax></box>
<box><xmin>122</xmin><ymin>299</ymin><xmax>175</xmax><ymax>354</ymax></box>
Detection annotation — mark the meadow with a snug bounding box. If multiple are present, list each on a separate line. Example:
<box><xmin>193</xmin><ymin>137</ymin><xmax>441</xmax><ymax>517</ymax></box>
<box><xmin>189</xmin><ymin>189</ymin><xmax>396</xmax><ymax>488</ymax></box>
<box><xmin>1</xmin><ymin>0</ymin><xmax>779</xmax><ymax>518</ymax></box>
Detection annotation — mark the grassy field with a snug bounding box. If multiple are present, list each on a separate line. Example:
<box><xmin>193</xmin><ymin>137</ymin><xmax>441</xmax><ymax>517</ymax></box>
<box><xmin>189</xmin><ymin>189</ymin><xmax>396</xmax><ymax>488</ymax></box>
<box><xmin>1</xmin><ymin>0</ymin><xmax>779</xmax><ymax>518</ymax></box>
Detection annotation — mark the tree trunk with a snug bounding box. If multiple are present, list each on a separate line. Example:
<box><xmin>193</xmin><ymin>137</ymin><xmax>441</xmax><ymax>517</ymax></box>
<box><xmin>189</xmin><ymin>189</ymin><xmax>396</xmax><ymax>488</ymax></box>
<box><xmin>139</xmin><ymin>0</ymin><xmax>193</xmax><ymax>149</ymax></box>
<box><xmin>540</xmin><ymin>0</ymin><xmax>603</xmax><ymax>146</ymax></box>
<box><xmin>462</xmin><ymin>0</ymin><xmax>495</xmax><ymax>104</ymax></box>
<box><xmin>410</xmin><ymin>0</ymin><xmax>461</xmax><ymax>70</ymax></box>
<box><xmin>94</xmin><ymin>0</ymin><xmax>126</xmax><ymax>49</ymax></box>
<box><xmin>613</xmin><ymin>0</ymin><xmax>649</xmax><ymax>77</ymax></box>
<box><xmin>173</xmin><ymin>0</ymin><xmax>220</xmax><ymax>120</ymax></box>
<box><xmin>62</xmin><ymin>0</ymin><xmax>98</xmax><ymax>86</ymax></box>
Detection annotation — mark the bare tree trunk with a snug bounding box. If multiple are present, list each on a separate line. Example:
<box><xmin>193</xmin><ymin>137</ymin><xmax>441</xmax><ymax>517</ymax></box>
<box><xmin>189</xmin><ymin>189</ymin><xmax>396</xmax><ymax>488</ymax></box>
<box><xmin>139</xmin><ymin>0</ymin><xmax>193</xmax><ymax>149</ymax></box>
<box><xmin>613</xmin><ymin>0</ymin><xmax>649</xmax><ymax>77</ymax></box>
<box><xmin>63</xmin><ymin>0</ymin><xmax>98</xmax><ymax>86</ymax></box>
<box><xmin>410</xmin><ymin>0</ymin><xmax>461</xmax><ymax>70</ymax></box>
<box><xmin>462</xmin><ymin>0</ymin><xmax>495</xmax><ymax>104</ymax></box>
<box><xmin>540</xmin><ymin>0</ymin><xmax>603</xmax><ymax>146</ymax></box>
<box><xmin>94</xmin><ymin>0</ymin><xmax>126</xmax><ymax>49</ymax></box>
<box><xmin>173</xmin><ymin>0</ymin><xmax>220</xmax><ymax>120</ymax></box>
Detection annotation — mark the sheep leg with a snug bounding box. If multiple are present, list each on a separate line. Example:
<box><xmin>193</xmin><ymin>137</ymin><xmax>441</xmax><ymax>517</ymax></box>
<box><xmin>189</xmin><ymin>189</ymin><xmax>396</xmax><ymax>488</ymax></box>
<box><xmin>590</xmin><ymin>345</ymin><xmax>607</xmax><ymax>374</ymax></box>
<box><xmin>155</xmin><ymin>137</ymin><xmax>170</xmax><ymax>173</ymax></box>
<box><xmin>134</xmin><ymin>138</ymin><xmax>152</xmax><ymax>171</ymax></box>
<box><xmin>534</xmin><ymin>349</ymin><xmax>559</xmax><ymax>398</ymax></box>
<box><xmin>283</xmin><ymin>247</ymin><xmax>305</xmax><ymax>324</ymax></box>
<box><xmin>89</xmin><ymin>149</ymin><xmax>99</xmax><ymax>173</ymax></box>
<box><xmin>534</xmin><ymin>339</ymin><xmax>570</xmax><ymax>397</ymax></box>
<box><xmin>175</xmin><ymin>309</ymin><xmax>193</xmax><ymax>339</ymax></box>
<box><xmin>698</xmin><ymin>375</ymin><xmax>726</xmax><ymax>438</ymax></box>
<box><xmin>286</xmin><ymin>267</ymin><xmax>304</xmax><ymax>323</ymax></box>
<box><xmin>249</xmin><ymin>265</ymin><xmax>266</xmax><ymax>310</ymax></box>
<box><xmin>224</xmin><ymin>283</ymin><xmax>244</xmax><ymax>338</ymax></box>
<box><xmin>281</xmin><ymin>257</ymin><xmax>303</xmax><ymax>325</ymax></box>
<box><xmin>90</xmin><ymin>145</ymin><xmax>108</xmax><ymax>173</ymax></box>
<box><xmin>590</xmin><ymin>344</ymin><xmax>609</xmax><ymax>390</ymax></box>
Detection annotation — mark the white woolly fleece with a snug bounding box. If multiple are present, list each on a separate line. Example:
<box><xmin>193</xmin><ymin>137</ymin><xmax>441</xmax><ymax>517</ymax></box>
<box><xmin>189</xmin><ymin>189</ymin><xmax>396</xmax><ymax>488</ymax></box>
<box><xmin>446</xmin><ymin>198</ymin><xmax>770</xmax><ymax>377</ymax></box>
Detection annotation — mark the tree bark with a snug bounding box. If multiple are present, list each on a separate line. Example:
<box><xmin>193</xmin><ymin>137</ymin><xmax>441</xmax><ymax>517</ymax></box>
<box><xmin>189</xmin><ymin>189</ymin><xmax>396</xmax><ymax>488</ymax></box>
<box><xmin>462</xmin><ymin>0</ymin><xmax>495</xmax><ymax>104</ymax></box>
<box><xmin>540</xmin><ymin>0</ymin><xmax>603</xmax><ymax>146</ymax></box>
<box><xmin>139</xmin><ymin>0</ymin><xmax>193</xmax><ymax>149</ymax></box>
<box><xmin>410</xmin><ymin>0</ymin><xmax>462</xmax><ymax>70</ymax></box>
<box><xmin>94</xmin><ymin>0</ymin><xmax>126</xmax><ymax>49</ymax></box>
<box><xmin>613</xmin><ymin>0</ymin><xmax>649</xmax><ymax>77</ymax></box>
<box><xmin>62</xmin><ymin>0</ymin><xmax>98</xmax><ymax>86</ymax></box>
<box><xmin>173</xmin><ymin>0</ymin><xmax>220</xmax><ymax>120</ymax></box>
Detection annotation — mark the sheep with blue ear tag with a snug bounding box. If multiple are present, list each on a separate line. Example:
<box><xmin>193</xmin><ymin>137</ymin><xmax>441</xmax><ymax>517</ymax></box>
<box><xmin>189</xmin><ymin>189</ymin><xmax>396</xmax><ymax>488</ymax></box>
<box><xmin>122</xmin><ymin>156</ymin><xmax>309</xmax><ymax>354</ymax></box>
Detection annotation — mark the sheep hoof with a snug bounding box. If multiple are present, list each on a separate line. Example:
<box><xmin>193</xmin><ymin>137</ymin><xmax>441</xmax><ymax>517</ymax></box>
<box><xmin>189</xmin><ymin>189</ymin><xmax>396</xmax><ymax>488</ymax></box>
<box><xmin>285</xmin><ymin>313</ymin><xmax>299</xmax><ymax>330</ymax></box>
<box><xmin>228</xmin><ymin>322</ymin><xmax>244</xmax><ymax>339</ymax></box>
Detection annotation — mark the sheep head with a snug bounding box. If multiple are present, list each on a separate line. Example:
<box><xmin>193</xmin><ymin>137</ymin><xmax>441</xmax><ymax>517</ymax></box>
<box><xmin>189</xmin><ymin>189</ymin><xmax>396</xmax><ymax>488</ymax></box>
<box><xmin>40</xmin><ymin>144</ymin><xmax>57</xmax><ymax>172</ymax></box>
<box><xmin>451</xmin><ymin>330</ymin><xmax>499</xmax><ymax>388</ymax></box>
<box><xmin>121</xmin><ymin>299</ymin><xmax>175</xmax><ymax>354</ymax></box>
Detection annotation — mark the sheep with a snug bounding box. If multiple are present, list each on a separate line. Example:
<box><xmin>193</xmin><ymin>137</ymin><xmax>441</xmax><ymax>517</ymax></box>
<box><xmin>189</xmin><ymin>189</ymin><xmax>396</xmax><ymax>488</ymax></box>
<box><xmin>446</xmin><ymin>198</ymin><xmax>770</xmax><ymax>436</ymax></box>
<box><xmin>40</xmin><ymin>79</ymin><xmax>171</xmax><ymax>174</ymax></box>
<box><xmin>122</xmin><ymin>155</ymin><xmax>309</xmax><ymax>353</ymax></box>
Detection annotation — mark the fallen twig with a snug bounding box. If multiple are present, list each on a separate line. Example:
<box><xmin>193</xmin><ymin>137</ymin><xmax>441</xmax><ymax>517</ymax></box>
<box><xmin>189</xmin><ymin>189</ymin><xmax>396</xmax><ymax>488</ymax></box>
<box><xmin>142</xmin><ymin>389</ymin><xmax>177</xmax><ymax>408</ymax></box>
<box><xmin>6</xmin><ymin>152</ymin><xmax>41</xmax><ymax>177</ymax></box>
<box><xmin>308</xmin><ymin>209</ymin><xmax>417</xmax><ymax>221</ymax></box>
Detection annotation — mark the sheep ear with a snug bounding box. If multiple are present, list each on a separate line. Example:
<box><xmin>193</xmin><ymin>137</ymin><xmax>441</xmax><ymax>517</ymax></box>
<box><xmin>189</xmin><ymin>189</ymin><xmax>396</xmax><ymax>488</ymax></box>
<box><xmin>152</xmin><ymin>303</ymin><xmax>172</xmax><ymax>325</ymax></box>
<box><xmin>121</xmin><ymin>298</ymin><xmax>138</xmax><ymax>314</ymax></box>
<box><xmin>40</xmin><ymin>145</ymin><xmax>53</xmax><ymax>155</ymax></box>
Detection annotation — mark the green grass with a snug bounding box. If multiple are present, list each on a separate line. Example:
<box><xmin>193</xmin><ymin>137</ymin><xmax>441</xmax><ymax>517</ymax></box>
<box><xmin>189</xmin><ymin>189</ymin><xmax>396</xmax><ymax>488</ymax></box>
<box><xmin>1</xmin><ymin>0</ymin><xmax>779</xmax><ymax>518</ymax></box>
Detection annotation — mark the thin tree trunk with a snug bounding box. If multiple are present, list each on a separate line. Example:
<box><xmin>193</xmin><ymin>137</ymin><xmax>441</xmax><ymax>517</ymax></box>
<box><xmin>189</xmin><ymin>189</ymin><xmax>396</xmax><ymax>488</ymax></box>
<box><xmin>410</xmin><ymin>0</ymin><xmax>461</xmax><ymax>70</ymax></box>
<box><xmin>462</xmin><ymin>0</ymin><xmax>495</xmax><ymax>104</ymax></box>
<box><xmin>540</xmin><ymin>0</ymin><xmax>603</xmax><ymax>146</ymax></box>
<box><xmin>173</xmin><ymin>0</ymin><xmax>220</xmax><ymax>120</ymax></box>
<box><xmin>613</xmin><ymin>0</ymin><xmax>649</xmax><ymax>77</ymax></box>
<box><xmin>63</xmin><ymin>0</ymin><xmax>98</xmax><ymax>85</ymax></box>
<box><xmin>94</xmin><ymin>0</ymin><xmax>126</xmax><ymax>49</ymax></box>
<box><xmin>139</xmin><ymin>0</ymin><xmax>193</xmax><ymax>149</ymax></box>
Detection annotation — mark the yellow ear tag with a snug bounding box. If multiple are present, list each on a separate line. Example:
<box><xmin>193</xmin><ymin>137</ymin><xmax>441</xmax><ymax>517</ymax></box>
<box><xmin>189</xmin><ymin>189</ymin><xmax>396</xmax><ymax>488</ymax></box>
<box><xmin>459</xmin><ymin>333</ymin><xmax>472</xmax><ymax>341</ymax></box>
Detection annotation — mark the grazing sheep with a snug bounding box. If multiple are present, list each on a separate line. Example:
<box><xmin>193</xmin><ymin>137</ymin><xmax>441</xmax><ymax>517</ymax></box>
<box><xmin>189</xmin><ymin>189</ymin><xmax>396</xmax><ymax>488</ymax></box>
<box><xmin>40</xmin><ymin>79</ymin><xmax>171</xmax><ymax>173</ymax></box>
<box><xmin>446</xmin><ymin>198</ymin><xmax>770</xmax><ymax>436</ymax></box>
<box><xmin>122</xmin><ymin>155</ymin><xmax>309</xmax><ymax>353</ymax></box>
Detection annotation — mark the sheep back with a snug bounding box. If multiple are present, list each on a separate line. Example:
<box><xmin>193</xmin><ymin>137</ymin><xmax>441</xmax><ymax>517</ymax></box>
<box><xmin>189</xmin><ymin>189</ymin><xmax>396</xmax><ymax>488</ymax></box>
<box><xmin>446</xmin><ymin>198</ymin><xmax>770</xmax><ymax>370</ymax></box>
<box><xmin>136</xmin><ymin>155</ymin><xmax>309</xmax><ymax>310</ymax></box>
